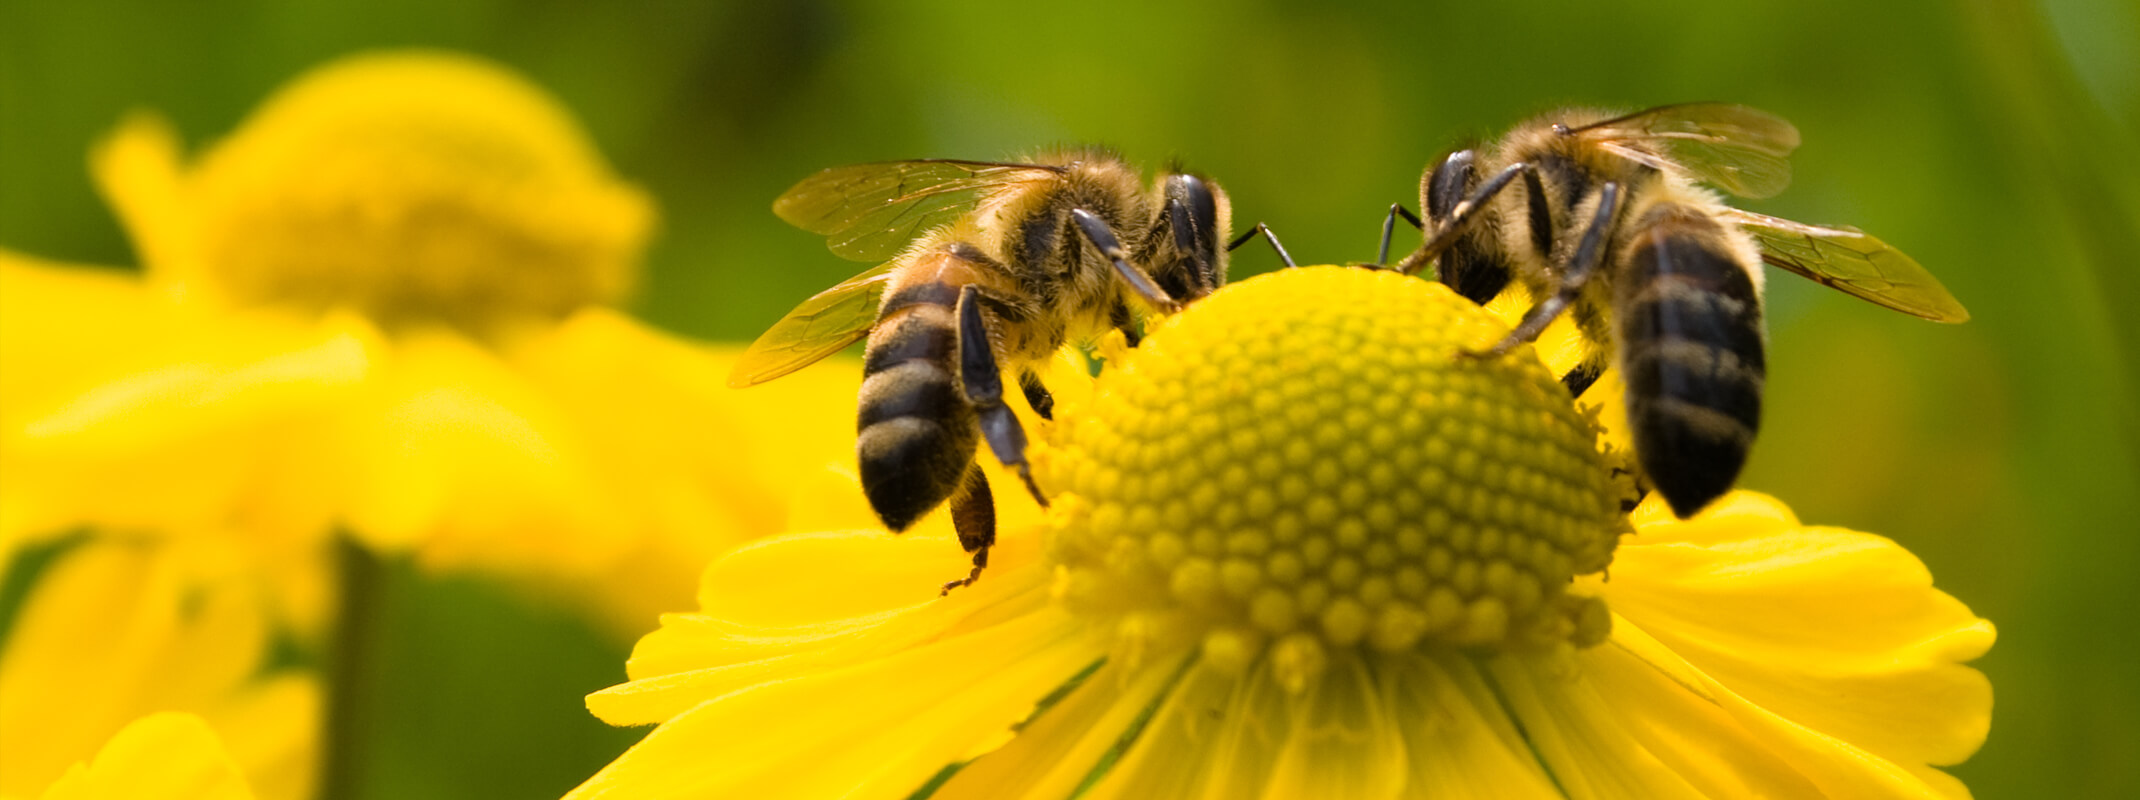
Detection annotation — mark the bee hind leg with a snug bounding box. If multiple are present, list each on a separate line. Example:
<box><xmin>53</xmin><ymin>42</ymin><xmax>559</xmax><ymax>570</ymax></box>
<box><xmin>957</xmin><ymin>286</ymin><xmax>1048</xmax><ymax>507</ymax></box>
<box><xmin>1470</xmin><ymin>181</ymin><xmax>1623</xmax><ymax>359</ymax></box>
<box><xmin>942</xmin><ymin>468</ymin><xmax>995</xmax><ymax>594</ymax></box>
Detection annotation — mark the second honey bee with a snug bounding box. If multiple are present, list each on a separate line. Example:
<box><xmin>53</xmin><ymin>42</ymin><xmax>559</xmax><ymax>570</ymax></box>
<box><xmin>1395</xmin><ymin>103</ymin><xmax>1968</xmax><ymax>518</ymax></box>
<box><xmin>730</xmin><ymin>148</ymin><xmax>1233</xmax><ymax>591</ymax></box>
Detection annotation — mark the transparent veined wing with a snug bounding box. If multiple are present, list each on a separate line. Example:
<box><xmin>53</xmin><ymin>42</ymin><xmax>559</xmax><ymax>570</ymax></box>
<box><xmin>1574</xmin><ymin>103</ymin><xmax>1800</xmax><ymax>199</ymax></box>
<box><xmin>773</xmin><ymin>159</ymin><xmax>1066</xmax><ymax>261</ymax></box>
<box><xmin>1720</xmin><ymin>208</ymin><xmax>1969</xmax><ymax>322</ymax></box>
<box><xmin>727</xmin><ymin>261</ymin><xmax>897</xmax><ymax>388</ymax></box>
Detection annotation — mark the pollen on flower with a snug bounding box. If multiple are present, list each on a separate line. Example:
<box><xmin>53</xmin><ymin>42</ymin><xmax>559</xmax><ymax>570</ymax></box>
<box><xmin>1042</xmin><ymin>268</ymin><xmax>1627</xmax><ymax>686</ymax></box>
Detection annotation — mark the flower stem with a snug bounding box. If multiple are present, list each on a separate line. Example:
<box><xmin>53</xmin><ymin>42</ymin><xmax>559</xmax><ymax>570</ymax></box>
<box><xmin>323</xmin><ymin>536</ymin><xmax>383</xmax><ymax>800</ymax></box>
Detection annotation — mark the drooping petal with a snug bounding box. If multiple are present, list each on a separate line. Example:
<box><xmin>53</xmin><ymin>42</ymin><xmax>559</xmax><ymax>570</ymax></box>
<box><xmin>502</xmin><ymin>308</ymin><xmax>866</xmax><ymax>630</ymax></box>
<box><xmin>1393</xmin><ymin>653</ymin><xmax>1565</xmax><ymax>799</ymax></box>
<box><xmin>0</xmin><ymin>255</ymin><xmax>371</xmax><ymax>551</ymax></box>
<box><xmin>341</xmin><ymin>326</ymin><xmax>607</xmax><ymax>566</ymax></box>
<box><xmin>1485</xmin><ymin>649</ymin><xmax>1712</xmax><ymax>799</ymax></box>
<box><xmin>1600</xmin><ymin>493</ymin><xmax>1994</xmax><ymax>773</ymax></box>
<box><xmin>931</xmin><ymin>656</ymin><xmax>1190</xmax><ymax>800</ymax></box>
<box><xmin>1597</xmin><ymin>621</ymin><xmax>1971</xmax><ymax>799</ymax></box>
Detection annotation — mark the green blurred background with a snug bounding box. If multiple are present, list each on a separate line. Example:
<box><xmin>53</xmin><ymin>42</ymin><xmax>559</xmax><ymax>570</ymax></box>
<box><xmin>3</xmin><ymin>0</ymin><xmax>2135</xmax><ymax>797</ymax></box>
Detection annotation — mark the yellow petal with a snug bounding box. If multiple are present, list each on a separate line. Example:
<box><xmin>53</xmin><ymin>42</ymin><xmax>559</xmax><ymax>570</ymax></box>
<box><xmin>1251</xmin><ymin>654</ymin><xmax>1409</xmax><ymax>799</ymax></box>
<box><xmin>501</xmin><ymin>309</ymin><xmax>868</xmax><ymax>630</ymax></box>
<box><xmin>1482</xmin><ymin>651</ymin><xmax>1711</xmax><ymax>799</ymax></box>
<box><xmin>1598</xmin><ymin>621</ymin><xmax>1971</xmax><ymax>799</ymax></box>
<box><xmin>1392</xmin><ymin>653</ymin><xmax>1565</xmax><ymax>799</ymax></box>
<box><xmin>199</xmin><ymin>675</ymin><xmax>318</xmax><ymax>800</ymax></box>
<box><xmin>34</xmin><ymin>713</ymin><xmax>252</xmax><ymax>800</ymax></box>
<box><xmin>0</xmin><ymin>256</ymin><xmax>367</xmax><ymax>548</ymax></box>
<box><xmin>932</xmin><ymin>656</ymin><xmax>1189</xmax><ymax>800</ymax></box>
<box><xmin>1080</xmin><ymin>654</ymin><xmax>1429</xmax><ymax>800</ymax></box>
<box><xmin>89</xmin><ymin>113</ymin><xmax>192</xmax><ymax>283</ymax></box>
<box><xmin>595</xmin><ymin>547</ymin><xmax>1054</xmax><ymax>725</ymax></box>
<box><xmin>342</xmin><ymin>327</ymin><xmax>606</xmax><ymax>566</ymax></box>
<box><xmin>1061</xmin><ymin>655</ymin><xmax>1240</xmax><ymax>800</ymax></box>
<box><xmin>0</xmin><ymin>542</ymin><xmax>317</xmax><ymax>800</ymax></box>
<box><xmin>1602</xmin><ymin>492</ymin><xmax>1994</xmax><ymax>768</ymax></box>
<box><xmin>567</xmin><ymin>606</ymin><xmax>1100</xmax><ymax>800</ymax></box>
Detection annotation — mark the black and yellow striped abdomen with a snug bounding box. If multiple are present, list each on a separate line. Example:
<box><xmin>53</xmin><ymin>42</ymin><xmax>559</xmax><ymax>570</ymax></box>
<box><xmin>856</xmin><ymin>262</ymin><xmax>982</xmax><ymax>531</ymax></box>
<box><xmin>1615</xmin><ymin>205</ymin><xmax>1766</xmax><ymax>518</ymax></box>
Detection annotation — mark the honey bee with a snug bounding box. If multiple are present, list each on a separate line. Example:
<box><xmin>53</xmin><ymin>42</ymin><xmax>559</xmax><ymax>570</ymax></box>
<box><xmin>729</xmin><ymin>148</ymin><xmax>1232</xmax><ymax>591</ymax></box>
<box><xmin>1394</xmin><ymin>103</ymin><xmax>1969</xmax><ymax>518</ymax></box>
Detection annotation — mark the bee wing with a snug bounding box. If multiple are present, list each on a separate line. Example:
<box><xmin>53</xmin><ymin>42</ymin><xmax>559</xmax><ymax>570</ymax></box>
<box><xmin>1720</xmin><ymin>208</ymin><xmax>1970</xmax><ymax>322</ymax></box>
<box><xmin>773</xmin><ymin>159</ymin><xmax>1068</xmax><ymax>261</ymax></box>
<box><xmin>1575</xmin><ymin>103</ymin><xmax>1801</xmax><ymax>199</ymax></box>
<box><xmin>727</xmin><ymin>262</ymin><xmax>897</xmax><ymax>387</ymax></box>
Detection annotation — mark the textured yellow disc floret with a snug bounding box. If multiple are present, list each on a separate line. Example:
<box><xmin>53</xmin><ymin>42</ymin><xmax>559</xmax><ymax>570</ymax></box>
<box><xmin>1044</xmin><ymin>267</ymin><xmax>1626</xmax><ymax>684</ymax></box>
<box><xmin>103</xmin><ymin>51</ymin><xmax>654</xmax><ymax>337</ymax></box>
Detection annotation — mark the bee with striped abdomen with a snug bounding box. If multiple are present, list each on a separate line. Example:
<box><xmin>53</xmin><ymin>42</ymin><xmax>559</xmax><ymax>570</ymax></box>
<box><xmin>730</xmin><ymin>148</ymin><xmax>1232</xmax><ymax>591</ymax></box>
<box><xmin>1395</xmin><ymin>103</ymin><xmax>1969</xmax><ymax>518</ymax></box>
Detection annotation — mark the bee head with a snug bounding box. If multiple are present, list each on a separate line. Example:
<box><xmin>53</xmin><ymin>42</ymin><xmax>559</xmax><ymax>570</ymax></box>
<box><xmin>1156</xmin><ymin>172</ymin><xmax>1232</xmax><ymax>299</ymax></box>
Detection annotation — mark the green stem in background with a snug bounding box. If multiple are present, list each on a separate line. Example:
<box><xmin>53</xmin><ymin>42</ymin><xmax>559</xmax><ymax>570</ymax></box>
<box><xmin>322</xmin><ymin>536</ymin><xmax>383</xmax><ymax>800</ymax></box>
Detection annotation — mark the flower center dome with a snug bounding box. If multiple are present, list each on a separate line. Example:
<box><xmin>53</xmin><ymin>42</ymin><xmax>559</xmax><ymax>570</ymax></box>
<box><xmin>159</xmin><ymin>52</ymin><xmax>655</xmax><ymax>336</ymax></box>
<box><xmin>1043</xmin><ymin>268</ymin><xmax>1626</xmax><ymax>686</ymax></box>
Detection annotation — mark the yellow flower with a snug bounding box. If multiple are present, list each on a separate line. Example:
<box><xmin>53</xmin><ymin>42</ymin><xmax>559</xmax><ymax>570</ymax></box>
<box><xmin>20</xmin><ymin>712</ymin><xmax>257</xmax><ymax>800</ymax></box>
<box><xmin>566</xmin><ymin>268</ymin><xmax>1992</xmax><ymax>799</ymax></box>
<box><xmin>0</xmin><ymin>540</ymin><xmax>317</xmax><ymax>800</ymax></box>
<box><xmin>0</xmin><ymin>51</ymin><xmax>855</xmax><ymax>632</ymax></box>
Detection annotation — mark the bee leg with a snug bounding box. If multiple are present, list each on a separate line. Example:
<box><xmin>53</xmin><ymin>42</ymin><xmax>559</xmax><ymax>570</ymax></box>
<box><xmin>1226</xmin><ymin>222</ymin><xmax>1297</xmax><ymax>268</ymax></box>
<box><xmin>1398</xmin><ymin>158</ymin><xmax>1541</xmax><ymax>276</ymax></box>
<box><xmin>1019</xmin><ymin>370</ymin><xmax>1054</xmax><ymax>420</ymax></box>
<box><xmin>1109</xmin><ymin>300</ymin><xmax>1143</xmax><ymax>348</ymax></box>
<box><xmin>1472</xmin><ymin>181</ymin><xmax>1623</xmax><ymax>358</ymax></box>
<box><xmin>1377</xmin><ymin>203</ymin><xmax>1424</xmax><ymax>266</ymax></box>
<box><xmin>957</xmin><ymin>285</ymin><xmax>1048</xmax><ymax>507</ymax></box>
<box><xmin>1072</xmin><ymin>208</ymin><xmax>1181</xmax><ymax>313</ymax></box>
<box><xmin>942</xmin><ymin>468</ymin><xmax>995</xmax><ymax>594</ymax></box>
<box><xmin>1561</xmin><ymin>359</ymin><xmax>1605</xmax><ymax>399</ymax></box>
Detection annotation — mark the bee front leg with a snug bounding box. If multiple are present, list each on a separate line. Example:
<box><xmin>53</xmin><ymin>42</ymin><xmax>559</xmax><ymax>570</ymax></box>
<box><xmin>1377</xmin><ymin>203</ymin><xmax>1424</xmax><ymax>266</ymax></box>
<box><xmin>1399</xmin><ymin>158</ymin><xmax>1542</xmax><ymax>277</ymax></box>
<box><xmin>1226</xmin><ymin>222</ymin><xmax>1296</xmax><ymax>268</ymax></box>
<box><xmin>1072</xmin><ymin>208</ymin><xmax>1180</xmax><ymax>313</ymax></box>
<box><xmin>1473</xmin><ymin>181</ymin><xmax>1623</xmax><ymax>358</ymax></box>
<box><xmin>957</xmin><ymin>286</ymin><xmax>1048</xmax><ymax>507</ymax></box>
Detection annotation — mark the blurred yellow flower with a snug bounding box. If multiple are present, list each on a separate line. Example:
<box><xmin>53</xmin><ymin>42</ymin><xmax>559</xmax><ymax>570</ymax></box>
<box><xmin>20</xmin><ymin>712</ymin><xmax>257</xmax><ymax>800</ymax></box>
<box><xmin>566</xmin><ymin>268</ymin><xmax>1992</xmax><ymax>799</ymax></box>
<box><xmin>0</xmin><ymin>50</ymin><xmax>857</xmax><ymax>632</ymax></box>
<box><xmin>0</xmin><ymin>541</ymin><xmax>317</xmax><ymax>800</ymax></box>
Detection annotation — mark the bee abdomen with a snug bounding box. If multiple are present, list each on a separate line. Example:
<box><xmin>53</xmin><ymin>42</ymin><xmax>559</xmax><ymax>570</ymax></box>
<box><xmin>1618</xmin><ymin>214</ymin><xmax>1766</xmax><ymax>518</ymax></box>
<box><xmin>858</xmin><ymin>282</ymin><xmax>979</xmax><ymax>531</ymax></box>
